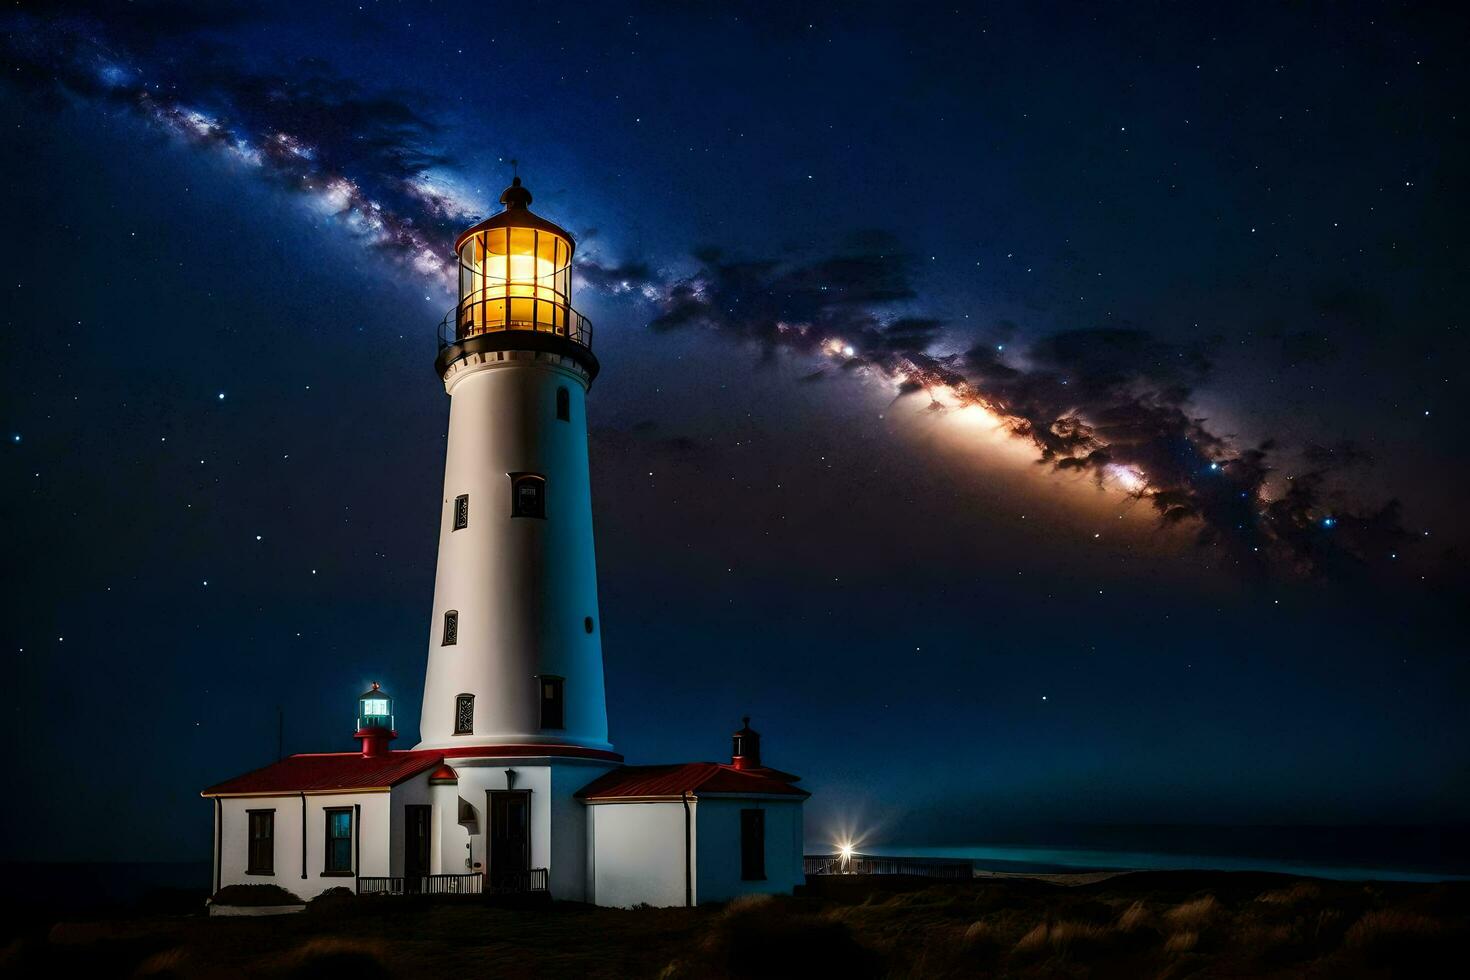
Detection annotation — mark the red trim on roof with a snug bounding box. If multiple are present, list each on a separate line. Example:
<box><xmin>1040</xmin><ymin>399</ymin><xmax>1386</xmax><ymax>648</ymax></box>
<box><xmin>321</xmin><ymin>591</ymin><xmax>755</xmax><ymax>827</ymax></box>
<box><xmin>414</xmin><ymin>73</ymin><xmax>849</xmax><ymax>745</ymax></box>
<box><xmin>576</xmin><ymin>762</ymin><xmax>809</xmax><ymax>801</ymax></box>
<box><xmin>202</xmin><ymin>744</ymin><xmax>621</xmax><ymax>797</ymax></box>
<box><xmin>201</xmin><ymin>750</ymin><xmax>443</xmax><ymax>797</ymax></box>
<box><xmin>435</xmin><ymin>744</ymin><xmax>623</xmax><ymax>763</ymax></box>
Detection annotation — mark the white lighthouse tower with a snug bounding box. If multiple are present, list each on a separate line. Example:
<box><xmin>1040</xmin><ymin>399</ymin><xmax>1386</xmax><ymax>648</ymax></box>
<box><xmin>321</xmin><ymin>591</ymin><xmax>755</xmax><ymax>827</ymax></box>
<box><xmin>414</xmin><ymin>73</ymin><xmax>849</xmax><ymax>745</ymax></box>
<box><xmin>416</xmin><ymin>176</ymin><xmax>610</xmax><ymax>754</ymax></box>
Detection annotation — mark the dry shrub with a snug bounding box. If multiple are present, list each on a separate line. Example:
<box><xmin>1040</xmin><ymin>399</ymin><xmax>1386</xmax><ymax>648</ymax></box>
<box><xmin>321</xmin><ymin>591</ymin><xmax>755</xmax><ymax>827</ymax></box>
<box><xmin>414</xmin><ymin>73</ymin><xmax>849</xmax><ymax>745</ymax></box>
<box><xmin>1117</xmin><ymin>901</ymin><xmax>1150</xmax><ymax>932</ymax></box>
<box><xmin>1256</xmin><ymin>882</ymin><xmax>1321</xmax><ymax>906</ymax></box>
<box><xmin>132</xmin><ymin>947</ymin><xmax>188</xmax><ymax>978</ymax></box>
<box><xmin>1344</xmin><ymin>910</ymin><xmax>1442</xmax><ymax>949</ymax></box>
<box><xmin>721</xmin><ymin>893</ymin><xmax>776</xmax><ymax>917</ymax></box>
<box><xmin>1012</xmin><ymin>920</ymin><xmax>1111</xmax><ymax>958</ymax></box>
<box><xmin>1164</xmin><ymin>930</ymin><xmax>1198</xmax><ymax>952</ymax></box>
<box><xmin>281</xmin><ymin>937</ymin><xmax>392</xmax><ymax>980</ymax></box>
<box><xmin>307</xmin><ymin>886</ymin><xmax>357</xmax><ymax>915</ymax></box>
<box><xmin>210</xmin><ymin>883</ymin><xmax>303</xmax><ymax>907</ymax></box>
<box><xmin>1235</xmin><ymin>922</ymin><xmax>1294</xmax><ymax>950</ymax></box>
<box><xmin>700</xmin><ymin>895</ymin><xmax>879</xmax><ymax>979</ymax></box>
<box><xmin>1014</xmin><ymin>922</ymin><xmax>1049</xmax><ymax>954</ymax></box>
<box><xmin>1165</xmin><ymin>895</ymin><xmax>1218</xmax><ymax>930</ymax></box>
<box><xmin>962</xmin><ymin>919</ymin><xmax>999</xmax><ymax>948</ymax></box>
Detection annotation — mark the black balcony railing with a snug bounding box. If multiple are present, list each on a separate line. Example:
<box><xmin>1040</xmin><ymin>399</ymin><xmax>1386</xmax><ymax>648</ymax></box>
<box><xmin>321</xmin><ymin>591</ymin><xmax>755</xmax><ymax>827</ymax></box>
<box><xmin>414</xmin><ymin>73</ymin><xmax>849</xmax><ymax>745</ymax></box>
<box><xmin>437</xmin><ymin>300</ymin><xmax>594</xmax><ymax>352</ymax></box>
<box><xmin>356</xmin><ymin>873</ymin><xmax>483</xmax><ymax>896</ymax></box>
<box><xmin>488</xmin><ymin>868</ymin><xmax>549</xmax><ymax>896</ymax></box>
<box><xmin>803</xmin><ymin>855</ymin><xmax>974</xmax><ymax>879</ymax></box>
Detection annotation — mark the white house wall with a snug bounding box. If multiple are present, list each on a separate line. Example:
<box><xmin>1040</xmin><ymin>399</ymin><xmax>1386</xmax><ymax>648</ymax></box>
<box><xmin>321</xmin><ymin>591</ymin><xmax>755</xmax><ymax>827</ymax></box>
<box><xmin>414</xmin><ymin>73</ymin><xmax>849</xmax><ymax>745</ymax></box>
<box><xmin>694</xmin><ymin>798</ymin><xmax>804</xmax><ymax>903</ymax></box>
<box><xmin>587</xmin><ymin>801</ymin><xmax>693</xmax><ymax>908</ymax></box>
<box><xmin>216</xmin><ymin>792</ymin><xmax>391</xmax><ymax>901</ymax></box>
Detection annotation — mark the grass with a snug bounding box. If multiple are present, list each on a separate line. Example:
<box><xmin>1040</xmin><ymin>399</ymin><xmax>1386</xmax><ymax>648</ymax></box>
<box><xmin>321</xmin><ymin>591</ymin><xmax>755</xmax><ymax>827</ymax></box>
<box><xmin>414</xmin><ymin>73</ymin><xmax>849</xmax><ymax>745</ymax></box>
<box><xmin>1</xmin><ymin>870</ymin><xmax>1466</xmax><ymax>978</ymax></box>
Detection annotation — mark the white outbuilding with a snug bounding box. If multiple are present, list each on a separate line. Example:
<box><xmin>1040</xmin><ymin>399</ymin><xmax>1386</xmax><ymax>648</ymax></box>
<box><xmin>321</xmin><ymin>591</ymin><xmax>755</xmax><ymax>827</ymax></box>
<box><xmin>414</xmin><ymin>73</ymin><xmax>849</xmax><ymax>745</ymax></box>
<box><xmin>203</xmin><ymin>177</ymin><xmax>809</xmax><ymax>907</ymax></box>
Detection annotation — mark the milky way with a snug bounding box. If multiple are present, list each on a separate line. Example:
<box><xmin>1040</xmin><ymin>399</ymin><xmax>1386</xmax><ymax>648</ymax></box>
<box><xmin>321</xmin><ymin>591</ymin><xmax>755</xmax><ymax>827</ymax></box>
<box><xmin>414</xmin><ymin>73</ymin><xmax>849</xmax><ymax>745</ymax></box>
<box><xmin>4</xmin><ymin>5</ymin><xmax>1408</xmax><ymax>580</ymax></box>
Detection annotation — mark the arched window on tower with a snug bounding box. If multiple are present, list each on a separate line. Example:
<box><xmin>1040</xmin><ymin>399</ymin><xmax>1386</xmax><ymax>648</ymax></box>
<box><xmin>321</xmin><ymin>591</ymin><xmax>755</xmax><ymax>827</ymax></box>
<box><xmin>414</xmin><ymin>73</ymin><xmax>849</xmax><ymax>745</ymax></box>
<box><xmin>442</xmin><ymin>610</ymin><xmax>459</xmax><ymax>646</ymax></box>
<box><xmin>556</xmin><ymin>386</ymin><xmax>570</xmax><ymax>422</ymax></box>
<box><xmin>454</xmin><ymin>693</ymin><xmax>474</xmax><ymax>735</ymax></box>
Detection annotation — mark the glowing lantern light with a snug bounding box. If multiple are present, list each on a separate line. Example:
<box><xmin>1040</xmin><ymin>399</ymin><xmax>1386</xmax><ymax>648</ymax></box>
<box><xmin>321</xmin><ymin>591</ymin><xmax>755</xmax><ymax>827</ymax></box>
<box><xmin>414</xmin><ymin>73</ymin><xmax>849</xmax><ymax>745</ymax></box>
<box><xmin>453</xmin><ymin>176</ymin><xmax>579</xmax><ymax>341</ymax></box>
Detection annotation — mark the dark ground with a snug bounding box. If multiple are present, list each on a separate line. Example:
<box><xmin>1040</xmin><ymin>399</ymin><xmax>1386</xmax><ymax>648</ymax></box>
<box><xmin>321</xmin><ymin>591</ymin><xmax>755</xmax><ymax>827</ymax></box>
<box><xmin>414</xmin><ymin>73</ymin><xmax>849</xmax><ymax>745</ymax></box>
<box><xmin>2</xmin><ymin>871</ymin><xmax>1467</xmax><ymax>978</ymax></box>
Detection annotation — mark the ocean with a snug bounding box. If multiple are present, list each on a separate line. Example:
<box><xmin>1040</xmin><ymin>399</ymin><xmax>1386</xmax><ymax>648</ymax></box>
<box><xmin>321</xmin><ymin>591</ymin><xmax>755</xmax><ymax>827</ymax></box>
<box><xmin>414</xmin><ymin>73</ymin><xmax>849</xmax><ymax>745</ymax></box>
<box><xmin>867</xmin><ymin>826</ymin><xmax>1469</xmax><ymax>882</ymax></box>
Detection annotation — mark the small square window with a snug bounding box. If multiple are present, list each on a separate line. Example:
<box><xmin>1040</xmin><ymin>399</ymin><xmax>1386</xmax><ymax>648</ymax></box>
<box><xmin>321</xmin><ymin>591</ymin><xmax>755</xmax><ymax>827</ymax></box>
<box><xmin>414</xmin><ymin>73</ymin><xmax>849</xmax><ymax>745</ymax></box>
<box><xmin>510</xmin><ymin>473</ymin><xmax>546</xmax><ymax>519</ymax></box>
<box><xmin>442</xmin><ymin>610</ymin><xmax>459</xmax><ymax>646</ymax></box>
<box><xmin>455</xmin><ymin>693</ymin><xmax>474</xmax><ymax>735</ymax></box>
<box><xmin>453</xmin><ymin>493</ymin><xmax>469</xmax><ymax>530</ymax></box>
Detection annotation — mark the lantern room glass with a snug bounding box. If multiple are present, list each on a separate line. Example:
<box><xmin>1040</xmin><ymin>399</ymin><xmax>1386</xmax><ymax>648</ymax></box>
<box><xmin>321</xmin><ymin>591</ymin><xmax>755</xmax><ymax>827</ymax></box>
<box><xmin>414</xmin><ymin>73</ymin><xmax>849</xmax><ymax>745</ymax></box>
<box><xmin>457</xmin><ymin>226</ymin><xmax>572</xmax><ymax>337</ymax></box>
<box><xmin>357</xmin><ymin>688</ymin><xmax>394</xmax><ymax>731</ymax></box>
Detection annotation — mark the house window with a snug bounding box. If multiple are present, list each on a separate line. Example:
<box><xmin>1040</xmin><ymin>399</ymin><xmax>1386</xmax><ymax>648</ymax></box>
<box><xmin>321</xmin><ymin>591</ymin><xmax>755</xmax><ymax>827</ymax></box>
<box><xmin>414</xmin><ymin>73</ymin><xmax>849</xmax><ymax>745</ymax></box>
<box><xmin>442</xmin><ymin>610</ymin><xmax>458</xmax><ymax>646</ymax></box>
<box><xmin>325</xmin><ymin>808</ymin><xmax>353</xmax><ymax>874</ymax></box>
<box><xmin>740</xmin><ymin>809</ymin><xmax>766</xmax><ymax>881</ymax></box>
<box><xmin>453</xmin><ymin>493</ymin><xmax>469</xmax><ymax>530</ymax></box>
<box><xmin>510</xmin><ymin>473</ymin><xmax>546</xmax><ymax>519</ymax></box>
<box><xmin>556</xmin><ymin>386</ymin><xmax>570</xmax><ymax>422</ymax></box>
<box><xmin>455</xmin><ymin>693</ymin><xmax>474</xmax><ymax>735</ymax></box>
<box><xmin>540</xmin><ymin>675</ymin><xmax>564</xmax><ymax>730</ymax></box>
<box><xmin>247</xmin><ymin>810</ymin><xmax>274</xmax><ymax>874</ymax></box>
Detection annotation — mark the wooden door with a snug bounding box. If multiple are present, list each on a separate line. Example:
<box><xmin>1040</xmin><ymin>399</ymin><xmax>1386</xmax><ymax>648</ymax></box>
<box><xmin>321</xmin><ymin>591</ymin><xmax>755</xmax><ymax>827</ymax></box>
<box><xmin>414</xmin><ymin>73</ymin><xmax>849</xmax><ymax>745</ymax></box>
<box><xmin>404</xmin><ymin>804</ymin><xmax>432</xmax><ymax>889</ymax></box>
<box><xmin>488</xmin><ymin>791</ymin><xmax>530</xmax><ymax>891</ymax></box>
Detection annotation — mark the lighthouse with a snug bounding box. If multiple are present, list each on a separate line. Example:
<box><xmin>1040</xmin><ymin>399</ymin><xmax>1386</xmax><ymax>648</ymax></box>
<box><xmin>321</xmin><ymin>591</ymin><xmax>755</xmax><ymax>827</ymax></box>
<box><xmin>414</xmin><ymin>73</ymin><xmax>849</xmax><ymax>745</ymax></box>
<box><xmin>202</xmin><ymin>177</ymin><xmax>809</xmax><ymax>909</ymax></box>
<box><xmin>417</xmin><ymin>176</ymin><xmax>610</xmax><ymax>753</ymax></box>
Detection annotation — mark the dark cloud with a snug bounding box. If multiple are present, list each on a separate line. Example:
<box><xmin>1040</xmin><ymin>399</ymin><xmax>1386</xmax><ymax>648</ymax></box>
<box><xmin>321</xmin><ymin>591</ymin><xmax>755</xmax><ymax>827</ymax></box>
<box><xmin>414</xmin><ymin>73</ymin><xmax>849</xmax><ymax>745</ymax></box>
<box><xmin>3</xmin><ymin>7</ymin><xmax>468</xmax><ymax>287</ymax></box>
<box><xmin>641</xmin><ymin>242</ymin><xmax>1407</xmax><ymax>579</ymax></box>
<box><xmin>575</xmin><ymin>257</ymin><xmax>657</xmax><ymax>295</ymax></box>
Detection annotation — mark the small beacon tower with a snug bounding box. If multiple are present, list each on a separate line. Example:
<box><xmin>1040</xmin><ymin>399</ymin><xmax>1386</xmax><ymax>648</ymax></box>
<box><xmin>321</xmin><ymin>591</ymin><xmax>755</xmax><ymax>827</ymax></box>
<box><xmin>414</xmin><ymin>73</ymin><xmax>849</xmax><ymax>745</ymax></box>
<box><xmin>355</xmin><ymin>682</ymin><xmax>396</xmax><ymax>757</ymax></box>
<box><xmin>417</xmin><ymin>177</ymin><xmax>610</xmax><ymax>753</ymax></box>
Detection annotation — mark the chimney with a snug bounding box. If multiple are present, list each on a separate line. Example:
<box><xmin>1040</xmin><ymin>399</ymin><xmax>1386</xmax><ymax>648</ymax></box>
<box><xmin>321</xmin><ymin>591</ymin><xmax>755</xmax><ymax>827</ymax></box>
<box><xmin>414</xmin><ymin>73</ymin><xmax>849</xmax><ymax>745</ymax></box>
<box><xmin>730</xmin><ymin>716</ymin><xmax>761</xmax><ymax>770</ymax></box>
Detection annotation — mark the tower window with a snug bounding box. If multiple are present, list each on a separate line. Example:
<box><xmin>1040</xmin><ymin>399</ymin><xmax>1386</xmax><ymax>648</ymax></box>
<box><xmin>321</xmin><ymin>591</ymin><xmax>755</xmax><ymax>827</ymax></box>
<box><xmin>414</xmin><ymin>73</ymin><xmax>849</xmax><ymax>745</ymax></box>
<box><xmin>442</xmin><ymin>610</ymin><xmax>459</xmax><ymax>646</ymax></box>
<box><xmin>453</xmin><ymin>493</ymin><xmax>469</xmax><ymax>530</ymax></box>
<box><xmin>454</xmin><ymin>694</ymin><xmax>474</xmax><ymax>735</ymax></box>
<box><xmin>324</xmin><ymin>808</ymin><xmax>353</xmax><ymax>874</ymax></box>
<box><xmin>247</xmin><ymin>809</ymin><xmax>274</xmax><ymax>875</ymax></box>
<box><xmin>540</xmin><ymin>675</ymin><xmax>565</xmax><ymax>730</ymax></box>
<box><xmin>509</xmin><ymin>473</ymin><xmax>546</xmax><ymax>519</ymax></box>
<box><xmin>740</xmin><ymin>809</ymin><xmax>766</xmax><ymax>880</ymax></box>
<box><xmin>556</xmin><ymin>386</ymin><xmax>570</xmax><ymax>422</ymax></box>
<box><xmin>584</xmin><ymin>616</ymin><xmax>595</xmax><ymax>634</ymax></box>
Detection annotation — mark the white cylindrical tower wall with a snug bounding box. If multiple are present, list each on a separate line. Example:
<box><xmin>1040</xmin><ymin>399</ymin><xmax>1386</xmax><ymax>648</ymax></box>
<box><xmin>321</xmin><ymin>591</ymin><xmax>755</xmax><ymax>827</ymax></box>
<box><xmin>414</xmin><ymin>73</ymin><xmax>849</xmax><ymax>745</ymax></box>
<box><xmin>416</xmin><ymin>352</ymin><xmax>609</xmax><ymax>750</ymax></box>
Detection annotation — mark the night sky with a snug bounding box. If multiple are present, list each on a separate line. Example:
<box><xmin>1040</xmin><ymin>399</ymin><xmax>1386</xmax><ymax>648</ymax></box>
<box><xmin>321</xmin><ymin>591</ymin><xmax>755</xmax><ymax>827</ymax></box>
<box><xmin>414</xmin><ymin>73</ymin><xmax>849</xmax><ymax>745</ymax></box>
<box><xmin>3</xmin><ymin>1</ymin><xmax>1467</xmax><ymax>864</ymax></box>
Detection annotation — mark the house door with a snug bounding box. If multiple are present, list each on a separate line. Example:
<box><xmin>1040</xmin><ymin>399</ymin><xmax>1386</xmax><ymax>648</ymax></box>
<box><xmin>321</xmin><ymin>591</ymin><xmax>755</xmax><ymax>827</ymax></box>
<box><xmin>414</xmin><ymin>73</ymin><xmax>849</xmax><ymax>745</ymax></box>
<box><xmin>404</xmin><ymin>805</ymin><xmax>432</xmax><ymax>891</ymax></box>
<box><xmin>488</xmin><ymin>790</ymin><xmax>530</xmax><ymax>892</ymax></box>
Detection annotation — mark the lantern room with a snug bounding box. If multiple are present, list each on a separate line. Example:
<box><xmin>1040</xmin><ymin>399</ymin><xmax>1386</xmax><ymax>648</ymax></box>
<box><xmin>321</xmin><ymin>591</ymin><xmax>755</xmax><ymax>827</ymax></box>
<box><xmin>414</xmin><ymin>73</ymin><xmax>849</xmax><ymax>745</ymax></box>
<box><xmin>453</xmin><ymin>177</ymin><xmax>576</xmax><ymax>341</ymax></box>
<box><xmin>355</xmin><ymin>682</ymin><xmax>397</xmax><ymax>757</ymax></box>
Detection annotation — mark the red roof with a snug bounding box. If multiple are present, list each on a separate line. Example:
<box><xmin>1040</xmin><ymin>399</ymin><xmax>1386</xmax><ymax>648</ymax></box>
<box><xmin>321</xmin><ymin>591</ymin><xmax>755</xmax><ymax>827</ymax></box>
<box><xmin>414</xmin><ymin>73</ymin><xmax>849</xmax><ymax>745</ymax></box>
<box><xmin>202</xmin><ymin>750</ymin><xmax>444</xmax><ymax>797</ymax></box>
<box><xmin>576</xmin><ymin>762</ymin><xmax>809</xmax><ymax>801</ymax></box>
<box><xmin>202</xmin><ymin>743</ymin><xmax>625</xmax><ymax>797</ymax></box>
